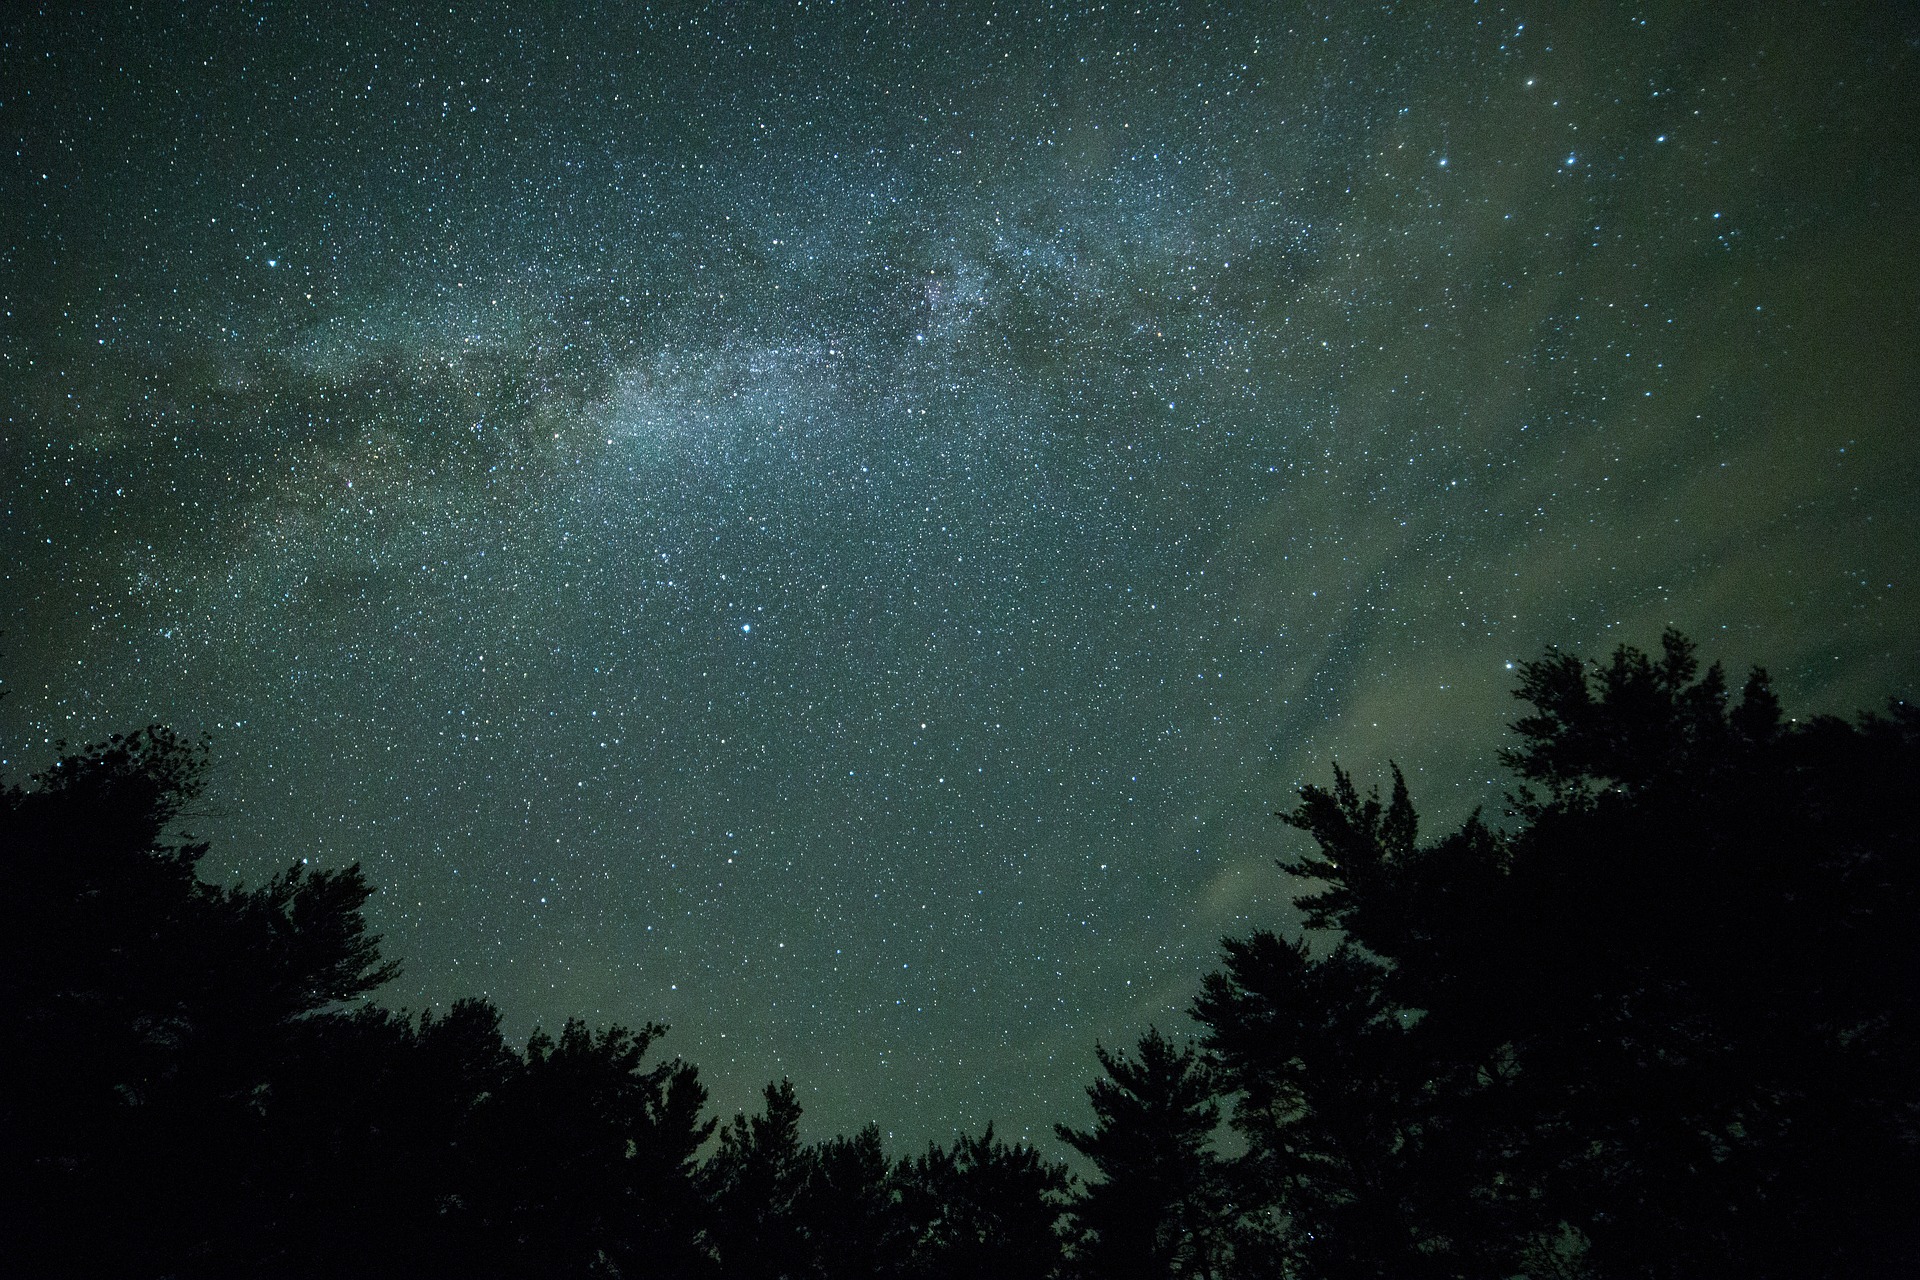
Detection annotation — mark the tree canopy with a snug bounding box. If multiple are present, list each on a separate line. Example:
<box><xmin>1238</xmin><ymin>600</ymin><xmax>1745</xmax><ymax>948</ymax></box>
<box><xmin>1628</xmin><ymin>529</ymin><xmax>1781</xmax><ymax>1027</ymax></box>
<box><xmin>4</xmin><ymin>632</ymin><xmax>1914</xmax><ymax>1276</ymax></box>
<box><xmin>1190</xmin><ymin>630</ymin><xmax>1919</xmax><ymax>1278</ymax></box>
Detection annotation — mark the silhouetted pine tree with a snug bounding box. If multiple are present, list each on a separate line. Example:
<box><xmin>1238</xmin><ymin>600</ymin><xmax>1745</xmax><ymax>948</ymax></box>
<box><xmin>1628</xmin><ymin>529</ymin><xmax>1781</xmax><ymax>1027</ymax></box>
<box><xmin>794</xmin><ymin>1125</ymin><xmax>914</xmax><ymax>1279</ymax></box>
<box><xmin>1192</xmin><ymin>932</ymin><xmax>1464</xmax><ymax>1280</ymax></box>
<box><xmin>1198</xmin><ymin>631</ymin><xmax>1920</xmax><ymax>1278</ymax></box>
<box><xmin>1056</xmin><ymin>1027</ymin><xmax>1230</xmax><ymax>1279</ymax></box>
<box><xmin>898</xmin><ymin>1125</ymin><xmax>1069</xmax><ymax>1280</ymax></box>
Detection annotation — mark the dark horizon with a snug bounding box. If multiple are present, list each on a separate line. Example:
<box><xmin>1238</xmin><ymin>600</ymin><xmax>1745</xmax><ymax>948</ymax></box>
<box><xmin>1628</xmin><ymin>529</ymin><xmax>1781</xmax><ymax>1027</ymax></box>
<box><xmin>3</xmin><ymin>1</ymin><xmax>1916</xmax><ymax>1152</ymax></box>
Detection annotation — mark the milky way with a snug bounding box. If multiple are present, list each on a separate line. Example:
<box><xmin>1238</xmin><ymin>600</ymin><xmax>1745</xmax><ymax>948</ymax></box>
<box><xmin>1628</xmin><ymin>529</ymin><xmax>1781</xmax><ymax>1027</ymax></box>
<box><xmin>4</xmin><ymin>3</ymin><xmax>1916</xmax><ymax>1148</ymax></box>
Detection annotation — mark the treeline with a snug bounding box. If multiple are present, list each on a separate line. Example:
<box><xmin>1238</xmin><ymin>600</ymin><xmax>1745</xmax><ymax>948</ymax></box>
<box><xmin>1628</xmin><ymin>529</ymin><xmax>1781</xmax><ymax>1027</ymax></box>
<box><xmin>3</xmin><ymin>632</ymin><xmax>1915</xmax><ymax>1277</ymax></box>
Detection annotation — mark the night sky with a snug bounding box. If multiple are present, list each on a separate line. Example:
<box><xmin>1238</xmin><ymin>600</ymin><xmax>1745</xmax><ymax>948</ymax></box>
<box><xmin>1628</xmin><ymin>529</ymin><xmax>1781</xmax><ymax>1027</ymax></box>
<box><xmin>4</xmin><ymin>3</ymin><xmax>1916</xmax><ymax>1151</ymax></box>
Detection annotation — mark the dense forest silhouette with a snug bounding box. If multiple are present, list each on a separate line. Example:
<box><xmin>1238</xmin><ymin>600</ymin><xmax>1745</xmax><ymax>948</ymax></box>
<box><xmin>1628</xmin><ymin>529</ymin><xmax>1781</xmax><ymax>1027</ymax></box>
<box><xmin>4</xmin><ymin>631</ymin><xmax>1915</xmax><ymax>1277</ymax></box>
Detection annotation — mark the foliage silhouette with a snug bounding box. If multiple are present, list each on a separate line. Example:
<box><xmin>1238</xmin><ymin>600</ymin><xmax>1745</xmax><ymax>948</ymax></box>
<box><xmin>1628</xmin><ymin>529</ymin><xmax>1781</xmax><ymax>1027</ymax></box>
<box><xmin>2</xmin><ymin>725</ymin><xmax>399</xmax><ymax>1276</ymax></box>
<box><xmin>701</xmin><ymin>1082</ymin><xmax>1071</xmax><ymax>1280</ymax></box>
<box><xmin>796</xmin><ymin>1124</ymin><xmax>917</xmax><ymax>1278</ymax></box>
<box><xmin>1196</xmin><ymin>630</ymin><xmax>1920</xmax><ymax>1277</ymax></box>
<box><xmin>1055</xmin><ymin>1027</ymin><xmax>1230</xmax><ymax>1278</ymax></box>
<box><xmin>706</xmin><ymin>1078</ymin><xmax>814</xmax><ymax>1279</ymax></box>
<box><xmin>0</xmin><ymin>725</ymin><xmax>1070</xmax><ymax>1278</ymax></box>
<box><xmin>897</xmin><ymin>1123</ymin><xmax>1069</xmax><ymax>1280</ymax></box>
<box><xmin>7</xmin><ymin>630</ymin><xmax>1915</xmax><ymax>1277</ymax></box>
<box><xmin>1</xmin><ymin>729</ymin><xmax>715</xmax><ymax>1278</ymax></box>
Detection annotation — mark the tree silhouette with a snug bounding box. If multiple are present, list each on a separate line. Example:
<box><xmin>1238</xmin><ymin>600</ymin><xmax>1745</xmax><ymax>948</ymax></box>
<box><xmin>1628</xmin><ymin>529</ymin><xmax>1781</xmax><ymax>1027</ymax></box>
<box><xmin>245</xmin><ymin>998</ymin><xmax>520</xmax><ymax>1275</ymax></box>
<box><xmin>1192</xmin><ymin>932</ymin><xmax>1466</xmax><ymax>1280</ymax></box>
<box><xmin>706</xmin><ymin>1078</ymin><xmax>813</xmax><ymax>1279</ymax></box>
<box><xmin>462</xmin><ymin>1017</ymin><xmax>714</xmax><ymax>1277</ymax></box>
<box><xmin>1056</xmin><ymin>1027</ymin><xmax>1230</xmax><ymax>1278</ymax></box>
<box><xmin>10</xmin><ymin>631</ymin><xmax>1913</xmax><ymax>1277</ymax></box>
<box><xmin>1197</xmin><ymin>631</ymin><xmax>1920</xmax><ymax>1277</ymax></box>
<box><xmin>0</xmin><ymin>718</ymin><xmax>1077</xmax><ymax>1279</ymax></box>
<box><xmin>898</xmin><ymin>1124</ymin><xmax>1069</xmax><ymax>1280</ymax></box>
<box><xmin>1</xmin><ymin>726</ymin><xmax>398</xmax><ymax>1275</ymax></box>
<box><xmin>793</xmin><ymin>1124</ymin><xmax>915</xmax><ymax>1279</ymax></box>
<box><xmin>1</xmin><ymin>727</ymin><xmax>716</xmax><ymax>1279</ymax></box>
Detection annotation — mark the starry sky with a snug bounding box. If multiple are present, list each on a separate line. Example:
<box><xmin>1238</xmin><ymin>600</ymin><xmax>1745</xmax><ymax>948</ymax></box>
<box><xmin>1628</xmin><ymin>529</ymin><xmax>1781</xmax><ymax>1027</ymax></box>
<box><xmin>3</xmin><ymin>2</ymin><xmax>1916</xmax><ymax>1151</ymax></box>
